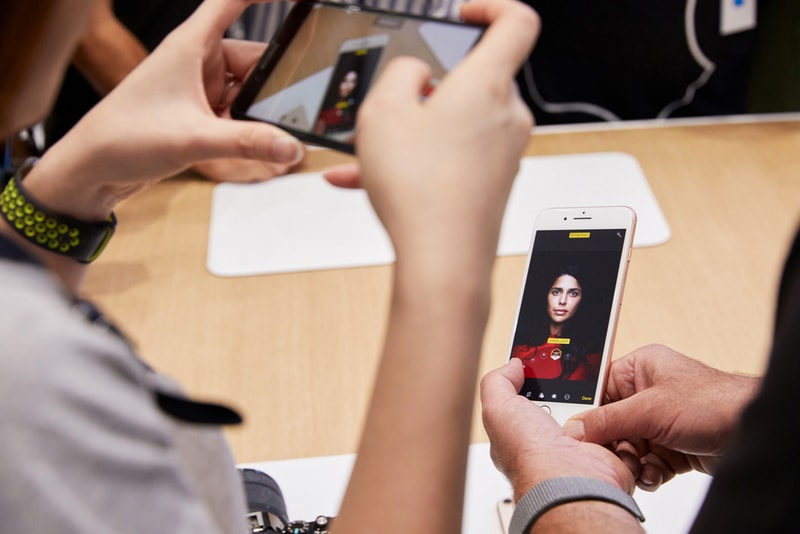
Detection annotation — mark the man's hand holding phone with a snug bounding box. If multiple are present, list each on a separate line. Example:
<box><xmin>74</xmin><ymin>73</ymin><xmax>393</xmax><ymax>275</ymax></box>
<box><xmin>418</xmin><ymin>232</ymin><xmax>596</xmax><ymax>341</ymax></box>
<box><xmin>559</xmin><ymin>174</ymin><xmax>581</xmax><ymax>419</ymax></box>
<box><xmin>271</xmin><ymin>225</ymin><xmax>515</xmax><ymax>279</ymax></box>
<box><xmin>481</xmin><ymin>359</ymin><xmax>636</xmax><ymax>502</ymax></box>
<box><xmin>564</xmin><ymin>345</ymin><xmax>761</xmax><ymax>492</ymax></box>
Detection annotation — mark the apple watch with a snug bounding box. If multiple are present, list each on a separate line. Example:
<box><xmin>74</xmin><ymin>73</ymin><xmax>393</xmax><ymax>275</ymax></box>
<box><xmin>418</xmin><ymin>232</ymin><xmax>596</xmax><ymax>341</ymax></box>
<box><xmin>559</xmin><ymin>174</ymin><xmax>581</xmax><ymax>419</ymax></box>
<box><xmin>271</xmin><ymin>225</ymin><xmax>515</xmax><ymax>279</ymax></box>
<box><xmin>509</xmin><ymin>477</ymin><xmax>645</xmax><ymax>534</ymax></box>
<box><xmin>0</xmin><ymin>158</ymin><xmax>116</xmax><ymax>263</ymax></box>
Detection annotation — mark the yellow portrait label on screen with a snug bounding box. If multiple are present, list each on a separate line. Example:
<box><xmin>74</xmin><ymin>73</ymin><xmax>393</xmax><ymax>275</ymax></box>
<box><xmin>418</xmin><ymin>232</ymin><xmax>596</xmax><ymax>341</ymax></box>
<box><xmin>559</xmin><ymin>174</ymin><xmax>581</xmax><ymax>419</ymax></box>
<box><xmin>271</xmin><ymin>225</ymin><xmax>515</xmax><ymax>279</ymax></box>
<box><xmin>569</xmin><ymin>232</ymin><xmax>590</xmax><ymax>239</ymax></box>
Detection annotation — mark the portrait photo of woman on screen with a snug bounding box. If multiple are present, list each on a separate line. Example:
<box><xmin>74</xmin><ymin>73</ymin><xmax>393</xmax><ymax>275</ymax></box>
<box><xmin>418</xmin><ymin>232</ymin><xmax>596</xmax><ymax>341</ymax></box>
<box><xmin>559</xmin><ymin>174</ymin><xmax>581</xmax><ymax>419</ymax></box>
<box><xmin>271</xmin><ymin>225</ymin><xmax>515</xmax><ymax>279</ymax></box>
<box><xmin>511</xmin><ymin>264</ymin><xmax>605</xmax><ymax>381</ymax></box>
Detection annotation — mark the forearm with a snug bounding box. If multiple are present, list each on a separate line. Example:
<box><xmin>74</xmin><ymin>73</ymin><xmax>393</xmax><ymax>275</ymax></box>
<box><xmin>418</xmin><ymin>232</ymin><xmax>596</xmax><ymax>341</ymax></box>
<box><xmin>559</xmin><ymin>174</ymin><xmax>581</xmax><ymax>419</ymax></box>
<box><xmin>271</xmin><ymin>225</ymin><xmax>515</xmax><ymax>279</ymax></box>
<box><xmin>72</xmin><ymin>0</ymin><xmax>148</xmax><ymax>96</ymax></box>
<box><xmin>530</xmin><ymin>501</ymin><xmax>643</xmax><ymax>534</ymax></box>
<box><xmin>0</xmin><ymin>141</ymin><xmax>128</xmax><ymax>294</ymax></box>
<box><xmin>335</xmin><ymin>257</ymin><xmax>493</xmax><ymax>533</ymax></box>
<box><xmin>714</xmin><ymin>373</ymin><xmax>762</xmax><ymax>445</ymax></box>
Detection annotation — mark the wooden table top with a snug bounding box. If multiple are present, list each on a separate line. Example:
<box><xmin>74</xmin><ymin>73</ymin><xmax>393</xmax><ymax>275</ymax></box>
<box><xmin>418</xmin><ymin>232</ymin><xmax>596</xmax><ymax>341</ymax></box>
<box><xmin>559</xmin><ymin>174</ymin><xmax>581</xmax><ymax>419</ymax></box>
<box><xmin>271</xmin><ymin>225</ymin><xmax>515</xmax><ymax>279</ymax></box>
<box><xmin>83</xmin><ymin>116</ymin><xmax>800</xmax><ymax>463</ymax></box>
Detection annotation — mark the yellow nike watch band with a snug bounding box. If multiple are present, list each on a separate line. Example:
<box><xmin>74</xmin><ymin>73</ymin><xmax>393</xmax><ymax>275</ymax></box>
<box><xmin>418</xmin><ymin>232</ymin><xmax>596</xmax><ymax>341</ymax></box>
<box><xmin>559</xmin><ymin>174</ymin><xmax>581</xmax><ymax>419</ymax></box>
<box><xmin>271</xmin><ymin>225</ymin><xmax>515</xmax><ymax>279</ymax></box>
<box><xmin>0</xmin><ymin>158</ymin><xmax>117</xmax><ymax>263</ymax></box>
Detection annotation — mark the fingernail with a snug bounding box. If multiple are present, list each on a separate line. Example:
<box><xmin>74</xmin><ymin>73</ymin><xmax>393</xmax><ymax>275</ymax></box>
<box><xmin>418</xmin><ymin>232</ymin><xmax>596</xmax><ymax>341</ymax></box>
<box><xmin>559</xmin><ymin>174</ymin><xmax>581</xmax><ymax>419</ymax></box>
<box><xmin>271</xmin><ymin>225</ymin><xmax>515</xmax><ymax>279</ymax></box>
<box><xmin>272</xmin><ymin>136</ymin><xmax>303</xmax><ymax>165</ymax></box>
<box><xmin>639</xmin><ymin>473</ymin><xmax>656</xmax><ymax>488</ymax></box>
<box><xmin>563</xmin><ymin>419</ymin><xmax>585</xmax><ymax>441</ymax></box>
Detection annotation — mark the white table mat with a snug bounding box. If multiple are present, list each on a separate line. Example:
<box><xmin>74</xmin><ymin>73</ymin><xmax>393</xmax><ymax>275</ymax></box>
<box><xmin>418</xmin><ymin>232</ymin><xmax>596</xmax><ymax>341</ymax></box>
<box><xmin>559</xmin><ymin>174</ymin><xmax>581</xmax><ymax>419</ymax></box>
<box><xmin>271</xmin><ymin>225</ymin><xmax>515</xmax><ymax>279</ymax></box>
<box><xmin>208</xmin><ymin>152</ymin><xmax>670</xmax><ymax>277</ymax></box>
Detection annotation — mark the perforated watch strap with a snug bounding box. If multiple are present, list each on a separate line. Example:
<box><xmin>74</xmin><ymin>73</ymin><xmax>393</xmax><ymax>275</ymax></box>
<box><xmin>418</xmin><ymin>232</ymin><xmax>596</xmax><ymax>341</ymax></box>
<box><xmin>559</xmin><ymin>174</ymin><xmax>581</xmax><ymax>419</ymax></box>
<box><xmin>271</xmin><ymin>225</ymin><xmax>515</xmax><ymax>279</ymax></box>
<box><xmin>0</xmin><ymin>158</ymin><xmax>116</xmax><ymax>263</ymax></box>
<box><xmin>509</xmin><ymin>477</ymin><xmax>644</xmax><ymax>534</ymax></box>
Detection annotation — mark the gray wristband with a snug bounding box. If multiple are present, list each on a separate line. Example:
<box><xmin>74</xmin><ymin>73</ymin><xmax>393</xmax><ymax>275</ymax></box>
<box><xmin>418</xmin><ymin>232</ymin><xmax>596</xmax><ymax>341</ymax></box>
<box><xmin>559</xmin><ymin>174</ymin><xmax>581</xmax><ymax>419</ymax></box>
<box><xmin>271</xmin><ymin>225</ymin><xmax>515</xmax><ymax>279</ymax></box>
<box><xmin>509</xmin><ymin>477</ymin><xmax>645</xmax><ymax>534</ymax></box>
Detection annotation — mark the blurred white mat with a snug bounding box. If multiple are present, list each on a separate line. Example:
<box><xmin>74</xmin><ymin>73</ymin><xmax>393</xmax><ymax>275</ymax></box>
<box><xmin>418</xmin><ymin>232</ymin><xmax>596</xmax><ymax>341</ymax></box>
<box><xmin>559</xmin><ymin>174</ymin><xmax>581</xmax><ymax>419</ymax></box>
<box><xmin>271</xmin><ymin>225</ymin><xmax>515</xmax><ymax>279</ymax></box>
<box><xmin>208</xmin><ymin>152</ymin><xmax>670</xmax><ymax>277</ymax></box>
<box><xmin>239</xmin><ymin>442</ymin><xmax>711</xmax><ymax>534</ymax></box>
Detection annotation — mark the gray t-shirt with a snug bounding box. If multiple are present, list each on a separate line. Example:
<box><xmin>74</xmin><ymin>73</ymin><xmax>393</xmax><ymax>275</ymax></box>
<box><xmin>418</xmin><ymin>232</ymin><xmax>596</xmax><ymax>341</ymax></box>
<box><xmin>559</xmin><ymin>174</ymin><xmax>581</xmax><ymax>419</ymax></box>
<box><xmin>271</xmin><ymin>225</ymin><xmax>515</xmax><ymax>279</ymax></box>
<box><xmin>0</xmin><ymin>255</ymin><xmax>248</xmax><ymax>533</ymax></box>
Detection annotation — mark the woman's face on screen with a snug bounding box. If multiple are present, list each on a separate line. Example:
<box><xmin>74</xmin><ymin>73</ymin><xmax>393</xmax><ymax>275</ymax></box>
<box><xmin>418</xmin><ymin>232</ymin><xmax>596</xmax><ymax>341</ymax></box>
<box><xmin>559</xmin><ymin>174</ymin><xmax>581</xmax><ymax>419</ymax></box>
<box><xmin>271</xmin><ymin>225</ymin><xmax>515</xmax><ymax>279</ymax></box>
<box><xmin>547</xmin><ymin>274</ymin><xmax>582</xmax><ymax>325</ymax></box>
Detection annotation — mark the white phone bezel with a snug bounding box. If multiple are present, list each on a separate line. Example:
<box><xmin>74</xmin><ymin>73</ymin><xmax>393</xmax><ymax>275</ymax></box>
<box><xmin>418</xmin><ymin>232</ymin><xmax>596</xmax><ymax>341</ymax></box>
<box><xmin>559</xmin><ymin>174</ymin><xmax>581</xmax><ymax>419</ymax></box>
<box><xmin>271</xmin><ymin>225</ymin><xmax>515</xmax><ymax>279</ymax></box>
<box><xmin>508</xmin><ymin>206</ymin><xmax>637</xmax><ymax>425</ymax></box>
<box><xmin>314</xmin><ymin>33</ymin><xmax>389</xmax><ymax>141</ymax></box>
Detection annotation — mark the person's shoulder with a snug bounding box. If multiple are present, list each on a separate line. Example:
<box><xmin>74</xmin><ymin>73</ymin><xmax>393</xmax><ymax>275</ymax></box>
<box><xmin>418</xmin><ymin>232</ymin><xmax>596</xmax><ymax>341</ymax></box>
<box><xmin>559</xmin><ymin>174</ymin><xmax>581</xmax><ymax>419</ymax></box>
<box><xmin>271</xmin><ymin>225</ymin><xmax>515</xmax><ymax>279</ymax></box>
<box><xmin>0</xmin><ymin>259</ymin><xmax>181</xmax><ymax>477</ymax></box>
<box><xmin>0</xmin><ymin>259</ymin><xmax>143</xmax><ymax>416</ymax></box>
<box><xmin>0</xmin><ymin>260</ymin><xmax>244</xmax><ymax>534</ymax></box>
